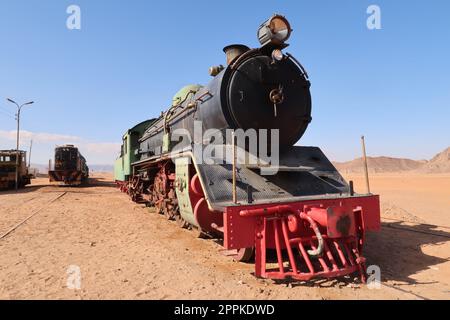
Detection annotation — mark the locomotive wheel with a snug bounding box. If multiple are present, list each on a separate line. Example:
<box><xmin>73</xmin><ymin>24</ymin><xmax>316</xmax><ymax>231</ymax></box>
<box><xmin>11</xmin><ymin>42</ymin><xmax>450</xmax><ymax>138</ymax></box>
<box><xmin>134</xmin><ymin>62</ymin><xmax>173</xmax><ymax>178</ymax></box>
<box><xmin>129</xmin><ymin>176</ymin><xmax>144</xmax><ymax>203</ymax></box>
<box><xmin>175</xmin><ymin>214</ymin><xmax>189</xmax><ymax>229</ymax></box>
<box><xmin>235</xmin><ymin>247</ymin><xmax>254</xmax><ymax>262</ymax></box>
<box><xmin>191</xmin><ymin>226</ymin><xmax>208</xmax><ymax>239</ymax></box>
<box><xmin>163</xmin><ymin>206</ymin><xmax>175</xmax><ymax>220</ymax></box>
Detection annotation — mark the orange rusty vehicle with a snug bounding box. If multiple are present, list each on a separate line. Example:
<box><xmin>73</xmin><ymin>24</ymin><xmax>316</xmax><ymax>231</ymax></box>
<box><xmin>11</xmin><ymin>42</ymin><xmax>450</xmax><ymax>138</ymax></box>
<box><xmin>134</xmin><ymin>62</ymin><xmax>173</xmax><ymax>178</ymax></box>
<box><xmin>0</xmin><ymin>150</ymin><xmax>31</xmax><ymax>190</ymax></box>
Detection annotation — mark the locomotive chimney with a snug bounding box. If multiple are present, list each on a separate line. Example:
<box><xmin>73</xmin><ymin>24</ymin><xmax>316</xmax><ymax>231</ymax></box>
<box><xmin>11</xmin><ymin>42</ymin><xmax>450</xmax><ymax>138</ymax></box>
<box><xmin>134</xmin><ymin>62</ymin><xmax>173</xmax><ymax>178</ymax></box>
<box><xmin>223</xmin><ymin>44</ymin><xmax>250</xmax><ymax>65</ymax></box>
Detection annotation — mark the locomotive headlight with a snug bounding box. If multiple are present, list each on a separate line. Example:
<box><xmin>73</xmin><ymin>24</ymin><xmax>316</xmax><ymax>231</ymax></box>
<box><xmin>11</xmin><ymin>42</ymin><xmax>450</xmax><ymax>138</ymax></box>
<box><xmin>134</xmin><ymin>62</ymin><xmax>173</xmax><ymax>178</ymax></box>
<box><xmin>271</xmin><ymin>49</ymin><xmax>284</xmax><ymax>61</ymax></box>
<box><xmin>257</xmin><ymin>14</ymin><xmax>292</xmax><ymax>47</ymax></box>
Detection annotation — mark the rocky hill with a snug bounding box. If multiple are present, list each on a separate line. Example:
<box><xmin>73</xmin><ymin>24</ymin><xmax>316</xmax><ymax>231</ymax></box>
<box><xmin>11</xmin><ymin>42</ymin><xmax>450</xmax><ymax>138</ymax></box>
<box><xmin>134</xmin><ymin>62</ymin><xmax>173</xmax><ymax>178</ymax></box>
<box><xmin>419</xmin><ymin>147</ymin><xmax>450</xmax><ymax>173</ymax></box>
<box><xmin>333</xmin><ymin>147</ymin><xmax>449</xmax><ymax>174</ymax></box>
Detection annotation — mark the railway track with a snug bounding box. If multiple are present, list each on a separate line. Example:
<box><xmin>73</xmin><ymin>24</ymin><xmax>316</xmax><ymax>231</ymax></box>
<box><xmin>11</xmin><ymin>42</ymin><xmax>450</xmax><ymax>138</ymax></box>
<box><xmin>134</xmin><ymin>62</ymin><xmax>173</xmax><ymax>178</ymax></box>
<box><xmin>0</xmin><ymin>192</ymin><xmax>67</xmax><ymax>240</ymax></box>
<box><xmin>380</xmin><ymin>283</ymin><xmax>430</xmax><ymax>300</ymax></box>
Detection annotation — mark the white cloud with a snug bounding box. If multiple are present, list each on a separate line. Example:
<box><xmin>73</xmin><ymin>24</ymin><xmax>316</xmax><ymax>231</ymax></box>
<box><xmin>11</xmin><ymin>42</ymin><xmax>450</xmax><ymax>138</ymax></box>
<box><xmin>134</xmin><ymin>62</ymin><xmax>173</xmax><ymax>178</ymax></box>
<box><xmin>0</xmin><ymin>130</ymin><xmax>81</xmax><ymax>143</ymax></box>
<box><xmin>0</xmin><ymin>130</ymin><xmax>120</xmax><ymax>165</ymax></box>
<box><xmin>85</xmin><ymin>142</ymin><xmax>121</xmax><ymax>154</ymax></box>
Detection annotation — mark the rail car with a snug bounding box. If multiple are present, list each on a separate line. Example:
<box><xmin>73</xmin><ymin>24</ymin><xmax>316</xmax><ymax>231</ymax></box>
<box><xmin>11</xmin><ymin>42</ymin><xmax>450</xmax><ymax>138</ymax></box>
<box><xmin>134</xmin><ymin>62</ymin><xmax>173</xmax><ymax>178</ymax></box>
<box><xmin>0</xmin><ymin>150</ymin><xmax>31</xmax><ymax>190</ymax></box>
<box><xmin>49</xmin><ymin>145</ymin><xmax>89</xmax><ymax>186</ymax></box>
<box><xmin>114</xmin><ymin>14</ymin><xmax>381</xmax><ymax>282</ymax></box>
<box><xmin>114</xmin><ymin>119</ymin><xmax>155</xmax><ymax>192</ymax></box>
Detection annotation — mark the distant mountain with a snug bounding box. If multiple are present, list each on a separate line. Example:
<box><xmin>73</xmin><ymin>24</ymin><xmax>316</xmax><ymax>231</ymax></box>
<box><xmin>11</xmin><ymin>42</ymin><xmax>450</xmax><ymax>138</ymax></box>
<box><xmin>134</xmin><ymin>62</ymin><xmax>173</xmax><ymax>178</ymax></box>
<box><xmin>333</xmin><ymin>147</ymin><xmax>450</xmax><ymax>174</ymax></box>
<box><xmin>419</xmin><ymin>147</ymin><xmax>450</xmax><ymax>173</ymax></box>
<box><xmin>89</xmin><ymin>165</ymin><xmax>114</xmax><ymax>173</ymax></box>
<box><xmin>333</xmin><ymin>157</ymin><xmax>425</xmax><ymax>174</ymax></box>
<box><xmin>29</xmin><ymin>163</ymin><xmax>49</xmax><ymax>174</ymax></box>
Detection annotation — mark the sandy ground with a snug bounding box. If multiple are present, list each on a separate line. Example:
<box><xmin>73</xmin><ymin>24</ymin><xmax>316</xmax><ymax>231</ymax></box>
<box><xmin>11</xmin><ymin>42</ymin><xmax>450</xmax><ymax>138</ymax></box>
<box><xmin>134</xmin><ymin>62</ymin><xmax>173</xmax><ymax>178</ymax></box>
<box><xmin>347</xmin><ymin>173</ymin><xmax>450</xmax><ymax>226</ymax></box>
<box><xmin>0</xmin><ymin>173</ymin><xmax>449</xmax><ymax>300</ymax></box>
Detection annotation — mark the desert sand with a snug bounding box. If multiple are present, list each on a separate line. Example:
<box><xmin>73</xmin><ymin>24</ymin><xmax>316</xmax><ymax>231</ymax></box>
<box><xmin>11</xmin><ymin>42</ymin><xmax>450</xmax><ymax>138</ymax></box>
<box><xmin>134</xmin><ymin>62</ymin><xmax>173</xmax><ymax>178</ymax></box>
<box><xmin>0</xmin><ymin>172</ymin><xmax>449</xmax><ymax>300</ymax></box>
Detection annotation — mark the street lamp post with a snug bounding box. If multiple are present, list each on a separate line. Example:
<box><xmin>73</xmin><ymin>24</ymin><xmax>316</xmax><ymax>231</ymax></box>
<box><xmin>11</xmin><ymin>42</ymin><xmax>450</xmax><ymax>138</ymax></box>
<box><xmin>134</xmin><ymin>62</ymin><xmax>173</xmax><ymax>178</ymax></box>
<box><xmin>6</xmin><ymin>98</ymin><xmax>34</xmax><ymax>190</ymax></box>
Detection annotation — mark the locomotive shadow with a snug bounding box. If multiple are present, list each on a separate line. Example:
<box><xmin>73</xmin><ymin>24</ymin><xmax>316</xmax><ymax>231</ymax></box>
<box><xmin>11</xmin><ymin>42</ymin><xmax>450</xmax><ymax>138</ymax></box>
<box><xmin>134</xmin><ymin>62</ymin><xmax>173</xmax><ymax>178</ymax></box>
<box><xmin>364</xmin><ymin>221</ymin><xmax>449</xmax><ymax>285</ymax></box>
<box><xmin>81</xmin><ymin>176</ymin><xmax>116</xmax><ymax>188</ymax></box>
<box><xmin>0</xmin><ymin>174</ymin><xmax>115</xmax><ymax>193</ymax></box>
<box><xmin>0</xmin><ymin>184</ymin><xmax>47</xmax><ymax>194</ymax></box>
<box><xmin>51</xmin><ymin>175</ymin><xmax>116</xmax><ymax>189</ymax></box>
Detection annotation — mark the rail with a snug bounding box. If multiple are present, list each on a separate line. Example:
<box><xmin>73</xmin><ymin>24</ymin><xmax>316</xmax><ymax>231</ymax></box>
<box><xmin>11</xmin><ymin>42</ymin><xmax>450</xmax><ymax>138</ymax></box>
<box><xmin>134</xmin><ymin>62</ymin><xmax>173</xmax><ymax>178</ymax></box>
<box><xmin>0</xmin><ymin>192</ymin><xmax>67</xmax><ymax>240</ymax></box>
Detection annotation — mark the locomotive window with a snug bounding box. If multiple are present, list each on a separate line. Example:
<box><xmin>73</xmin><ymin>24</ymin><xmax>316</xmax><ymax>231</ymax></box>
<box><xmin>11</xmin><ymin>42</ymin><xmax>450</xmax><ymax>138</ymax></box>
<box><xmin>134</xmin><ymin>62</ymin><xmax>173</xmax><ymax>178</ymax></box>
<box><xmin>124</xmin><ymin>137</ymin><xmax>128</xmax><ymax>154</ymax></box>
<box><xmin>5</xmin><ymin>156</ymin><xmax>10</xmax><ymax>161</ymax></box>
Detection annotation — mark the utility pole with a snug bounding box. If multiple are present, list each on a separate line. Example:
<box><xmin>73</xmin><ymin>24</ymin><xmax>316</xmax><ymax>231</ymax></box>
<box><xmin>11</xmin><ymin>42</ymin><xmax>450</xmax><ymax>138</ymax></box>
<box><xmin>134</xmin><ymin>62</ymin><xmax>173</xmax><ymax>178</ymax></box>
<box><xmin>361</xmin><ymin>135</ymin><xmax>371</xmax><ymax>194</ymax></box>
<box><xmin>28</xmin><ymin>139</ymin><xmax>33</xmax><ymax>168</ymax></box>
<box><xmin>6</xmin><ymin>98</ymin><xmax>34</xmax><ymax>190</ymax></box>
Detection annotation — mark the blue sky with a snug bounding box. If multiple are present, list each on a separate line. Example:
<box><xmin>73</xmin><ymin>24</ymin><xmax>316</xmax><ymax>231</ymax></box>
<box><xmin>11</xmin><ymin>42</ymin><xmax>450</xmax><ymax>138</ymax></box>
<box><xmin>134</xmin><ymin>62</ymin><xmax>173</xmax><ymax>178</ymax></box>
<box><xmin>0</xmin><ymin>0</ymin><xmax>449</xmax><ymax>164</ymax></box>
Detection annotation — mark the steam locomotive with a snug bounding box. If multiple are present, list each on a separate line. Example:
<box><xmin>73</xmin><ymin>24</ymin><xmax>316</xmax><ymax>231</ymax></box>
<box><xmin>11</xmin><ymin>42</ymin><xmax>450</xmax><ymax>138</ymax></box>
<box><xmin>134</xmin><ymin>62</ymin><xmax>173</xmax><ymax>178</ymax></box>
<box><xmin>114</xmin><ymin>14</ymin><xmax>380</xmax><ymax>282</ymax></box>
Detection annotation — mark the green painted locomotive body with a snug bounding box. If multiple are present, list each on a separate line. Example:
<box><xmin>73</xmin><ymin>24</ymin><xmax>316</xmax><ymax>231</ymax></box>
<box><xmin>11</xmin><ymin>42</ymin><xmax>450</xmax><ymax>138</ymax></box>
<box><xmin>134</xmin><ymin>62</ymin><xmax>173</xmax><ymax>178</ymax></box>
<box><xmin>114</xmin><ymin>119</ymin><xmax>155</xmax><ymax>182</ymax></box>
